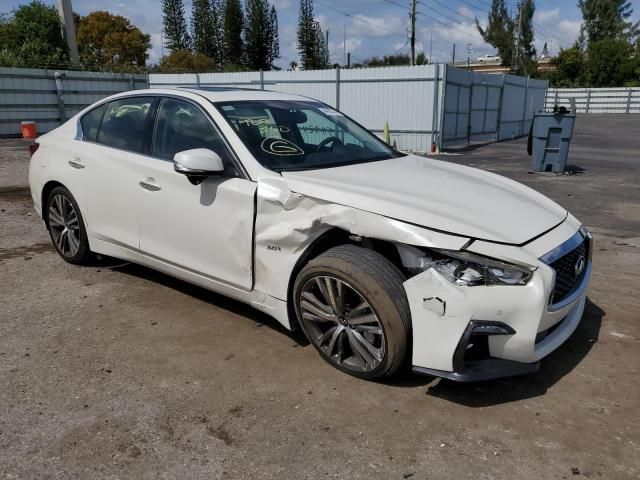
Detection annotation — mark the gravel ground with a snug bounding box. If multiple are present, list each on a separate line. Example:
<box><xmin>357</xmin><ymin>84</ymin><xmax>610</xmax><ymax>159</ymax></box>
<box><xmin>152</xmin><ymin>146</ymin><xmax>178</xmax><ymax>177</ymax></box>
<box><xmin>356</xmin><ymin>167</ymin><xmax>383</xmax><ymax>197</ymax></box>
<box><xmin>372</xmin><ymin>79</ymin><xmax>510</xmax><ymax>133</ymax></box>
<box><xmin>1</xmin><ymin>114</ymin><xmax>639</xmax><ymax>479</ymax></box>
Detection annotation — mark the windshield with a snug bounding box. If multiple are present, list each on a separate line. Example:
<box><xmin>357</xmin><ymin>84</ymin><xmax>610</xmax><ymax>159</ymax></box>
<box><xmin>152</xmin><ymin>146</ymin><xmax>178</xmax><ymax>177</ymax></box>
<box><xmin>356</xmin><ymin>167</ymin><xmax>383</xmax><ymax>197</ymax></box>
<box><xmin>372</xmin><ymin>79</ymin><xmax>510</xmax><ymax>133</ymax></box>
<box><xmin>215</xmin><ymin>100</ymin><xmax>404</xmax><ymax>171</ymax></box>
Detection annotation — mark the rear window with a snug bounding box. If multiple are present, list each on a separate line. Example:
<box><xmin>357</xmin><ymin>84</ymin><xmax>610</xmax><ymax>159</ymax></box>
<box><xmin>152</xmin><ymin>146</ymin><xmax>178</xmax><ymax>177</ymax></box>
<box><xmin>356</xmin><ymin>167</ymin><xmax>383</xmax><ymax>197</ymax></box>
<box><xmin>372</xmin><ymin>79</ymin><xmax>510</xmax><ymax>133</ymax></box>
<box><xmin>80</xmin><ymin>104</ymin><xmax>106</xmax><ymax>142</ymax></box>
<box><xmin>97</xmin><ymin>97</ymin><xmax>154</xmax><ymax>153</ymax></box>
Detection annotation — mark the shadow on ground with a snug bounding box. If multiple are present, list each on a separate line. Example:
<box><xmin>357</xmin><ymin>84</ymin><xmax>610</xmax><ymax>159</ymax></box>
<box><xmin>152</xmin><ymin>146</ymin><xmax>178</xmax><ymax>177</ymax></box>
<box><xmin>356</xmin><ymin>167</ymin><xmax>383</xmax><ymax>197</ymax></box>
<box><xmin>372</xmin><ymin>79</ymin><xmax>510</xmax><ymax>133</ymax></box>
<box><xmin>99</xmin><ymin>257</ymin><xmax>602</xmax><ymax>403</ymax></box>
<box><xmin>106</xmin><ymin>259</ymin><xmax>310</xmax><ymax>347</ymax></box>
<box><xmin>424</xmin><ymin>298</ymin><xmax>603</xmax><ymax>406</ymax></box>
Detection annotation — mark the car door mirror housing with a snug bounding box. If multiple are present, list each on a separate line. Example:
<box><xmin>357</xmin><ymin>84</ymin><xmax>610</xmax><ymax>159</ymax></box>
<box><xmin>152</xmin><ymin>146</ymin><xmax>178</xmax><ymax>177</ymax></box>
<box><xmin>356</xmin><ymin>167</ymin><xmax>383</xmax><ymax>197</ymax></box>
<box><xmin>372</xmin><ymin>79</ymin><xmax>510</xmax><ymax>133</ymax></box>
<box><xmin>173</xmin><ymin>149</ymin><xmax>225</xmax><ymax>185</ymax></box>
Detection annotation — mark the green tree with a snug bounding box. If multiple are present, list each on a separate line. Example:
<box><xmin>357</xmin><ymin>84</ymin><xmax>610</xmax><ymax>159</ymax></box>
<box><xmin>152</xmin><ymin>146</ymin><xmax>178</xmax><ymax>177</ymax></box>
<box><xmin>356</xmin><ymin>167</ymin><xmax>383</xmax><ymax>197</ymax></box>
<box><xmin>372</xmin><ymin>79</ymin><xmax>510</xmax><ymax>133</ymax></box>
<box><xmin>476</xmin><ymin>0</ymin><xmax>514</xmax><ymax>68</ymax></box>
<box><xmin>191</xmin><ymin>0</ymin><xmax>223</xmax><ymax>67</ymax></box>
<box><xmin>416</xmin><ymin>51</ymin><xmax>429</xmax><ymax>65</ymax></box>
<box><xmin>244</xmin><ymin>0</ymin><xmax>271</xmax><ymax>70</ymax></box>
<box><xmin>584</xmin><ymin>37</ymin><xmax>635</xmax><ymax>86</ymax></box>
<box><xmin>223</xmin><ymin>0</ymin><xmax>245</xmax><ymax>66</ymax></box>
<box><xmin>550</xmin><ymin>45</ymin><xmax>585</xmax><ymax>86</ymax></box>
<box><xmin>77</xmin><ymin>11</ymin><xmax>151</xmax><ymax>71</ymax></box>
<box><xmin>297</xmin><ymin>0</ymin><xmax>329</xmax><ymax>69</ymax></box>
<box><xmin>513</xmin><ymin>0</ymin><xmax>537</xmax><ymax>76</ymax></box>
<box><xmin>578</xmin><ymin>0</ymin><xmax>639</xmax><ymax>43</ymax></box>
<box><xmin>158</xmin><ymin>49</ymin><xmax>216</xmax><ymax>72</ymax></box>
<box><xmin>0</xmin><ymin>1</ymin><xmax>68</xmax><ymax>68</ymax></box>
<box><xmin>267</xmin><ymin>5</ymin><xmax>280</xmax><ymax>69</ymax></box>
<box><xmin>541</xmin><ymin>41</ymin><xmax>549</xmax><ymax>57</ymax></box>
<box><xmin>162</xmin><ymin>0</ymin><xmax>191</xmax><ymax>51</ymax></box>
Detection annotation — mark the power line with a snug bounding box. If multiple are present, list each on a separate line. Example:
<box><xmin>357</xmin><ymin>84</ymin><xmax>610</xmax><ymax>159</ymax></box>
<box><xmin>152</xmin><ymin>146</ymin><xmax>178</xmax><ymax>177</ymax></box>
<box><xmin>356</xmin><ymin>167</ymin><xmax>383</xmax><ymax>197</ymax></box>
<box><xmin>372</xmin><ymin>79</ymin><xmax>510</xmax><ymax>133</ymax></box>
<box><xmin>316</xmin><ymin>1</ymin><xmax>408</xmax><ymax>39</ymax></box>
<box><xmin>453</xmin><ymin>0</ymin><xmax>574</xmax><ymax>47</ymax></box>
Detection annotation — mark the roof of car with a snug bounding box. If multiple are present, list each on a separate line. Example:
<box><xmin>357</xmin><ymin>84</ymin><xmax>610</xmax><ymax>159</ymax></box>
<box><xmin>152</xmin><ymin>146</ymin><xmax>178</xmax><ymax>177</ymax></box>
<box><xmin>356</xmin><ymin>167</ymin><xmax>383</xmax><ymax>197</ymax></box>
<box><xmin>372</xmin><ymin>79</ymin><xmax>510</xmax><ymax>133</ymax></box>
<box><xmin>131</xmin><ymin>87</ymin><xmax>318</xmax><ymax>103</ymax></box>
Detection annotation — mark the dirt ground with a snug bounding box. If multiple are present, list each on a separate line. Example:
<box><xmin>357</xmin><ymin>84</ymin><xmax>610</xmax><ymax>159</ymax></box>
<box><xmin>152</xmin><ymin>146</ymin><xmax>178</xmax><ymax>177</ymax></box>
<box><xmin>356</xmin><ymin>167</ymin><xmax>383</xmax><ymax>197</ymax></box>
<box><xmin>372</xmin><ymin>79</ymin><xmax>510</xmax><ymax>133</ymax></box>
<box><xmin>1</xmin><ymin>115</ymin><xmax>639</xmax><ymax>479</ymax></box>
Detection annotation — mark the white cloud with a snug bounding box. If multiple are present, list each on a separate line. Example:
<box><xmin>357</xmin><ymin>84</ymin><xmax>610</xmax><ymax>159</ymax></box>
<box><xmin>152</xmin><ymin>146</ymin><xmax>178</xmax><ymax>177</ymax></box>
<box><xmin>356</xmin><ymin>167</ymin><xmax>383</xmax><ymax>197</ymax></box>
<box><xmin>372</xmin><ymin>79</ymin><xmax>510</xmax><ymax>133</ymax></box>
<box><xmin>349</xmin><ymin>14</ymin><xmax>407</xmax><ymax>38</ymax></box>
<box><xmin>557</xmin><ymin>19</ymin><xmax>581</xmax><ymax>42</ymax></box>
<box><xmin>269</xmin><ymin>0</ymin><xmax>293</xmax><ymax>10</ymax></box>
<box><xmin>535</xmin><ymin>8</ymin><xmax>560</xmax><ymax>24</ymax></box>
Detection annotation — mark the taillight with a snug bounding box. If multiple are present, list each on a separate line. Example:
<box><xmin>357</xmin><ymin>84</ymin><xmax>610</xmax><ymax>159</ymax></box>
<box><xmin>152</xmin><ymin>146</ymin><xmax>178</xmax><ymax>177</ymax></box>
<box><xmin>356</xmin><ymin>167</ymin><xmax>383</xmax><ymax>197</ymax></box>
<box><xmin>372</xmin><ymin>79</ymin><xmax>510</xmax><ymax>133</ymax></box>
<box><xmin>29</xmin><ymin>142</ymin><xmax>39</xmax><ymax>157</ymax></box>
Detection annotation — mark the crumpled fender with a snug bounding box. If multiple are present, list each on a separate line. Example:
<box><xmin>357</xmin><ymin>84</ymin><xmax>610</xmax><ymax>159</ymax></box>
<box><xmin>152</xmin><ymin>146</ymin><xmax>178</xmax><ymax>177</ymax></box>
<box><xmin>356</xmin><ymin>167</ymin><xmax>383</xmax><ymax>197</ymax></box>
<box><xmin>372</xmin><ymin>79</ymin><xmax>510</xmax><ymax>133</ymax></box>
<box><xmin>253</xmin><ymin>177</ymin><xmax>471</xmax><ymax>302</ymax></box>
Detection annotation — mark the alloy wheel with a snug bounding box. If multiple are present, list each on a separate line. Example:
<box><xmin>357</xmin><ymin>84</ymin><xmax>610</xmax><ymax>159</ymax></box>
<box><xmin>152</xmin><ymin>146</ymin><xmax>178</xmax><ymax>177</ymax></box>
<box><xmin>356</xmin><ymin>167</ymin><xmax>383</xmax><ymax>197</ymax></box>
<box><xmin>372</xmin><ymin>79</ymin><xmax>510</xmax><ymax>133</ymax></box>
<box><xmin>48</xmin><ymin>194</ymin><xmax>81</xmax><ymax>258</ymax></box>
<box><xmin>299</xmin><ymin>275</ymin><xmax>386</xmax><ymax>372</ymax></box>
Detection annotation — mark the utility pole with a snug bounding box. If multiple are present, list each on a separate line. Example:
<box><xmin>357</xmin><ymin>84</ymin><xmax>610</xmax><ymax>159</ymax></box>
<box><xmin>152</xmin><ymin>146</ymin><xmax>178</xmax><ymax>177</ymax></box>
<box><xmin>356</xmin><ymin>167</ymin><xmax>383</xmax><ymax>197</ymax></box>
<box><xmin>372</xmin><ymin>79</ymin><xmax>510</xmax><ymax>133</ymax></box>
<box><xmin>513</xmin><ymin>1</ymin><xmax>523</xmax><ymax>72</ymax></box>
<box><xmin>343</xmin><ymin>15</ymin><xmax>347</xmax><ymax>67</ymax></box>
<box><xmin>410</xmin><ymin>0</ymin><xmax>417</xmax><ymax>66</ymax></box>
<box><xmin>58</xmin><ymin>0</ymin><xmax>79</xmax><ymax>64</ymax></box>
<box><xmin>429</xmin><ymin>26</ymin><xmax>433</xmax><ymax>63</ymax></box>
<box><xmin>467</xmin><ymin>43</ymin><xmax>473</xmax><ymax>69</ymax></box>
<box><xmin>452</xmin><ymin>43</ymin><xmax>456</xmax><ymax>66</ymax></box>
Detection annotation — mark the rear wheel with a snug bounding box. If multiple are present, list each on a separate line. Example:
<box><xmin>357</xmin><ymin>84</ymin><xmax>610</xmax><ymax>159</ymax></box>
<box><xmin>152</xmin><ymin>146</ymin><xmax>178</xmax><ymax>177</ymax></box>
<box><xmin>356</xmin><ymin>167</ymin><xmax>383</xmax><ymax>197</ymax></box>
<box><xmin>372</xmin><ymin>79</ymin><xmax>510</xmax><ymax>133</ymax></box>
<box><xmin>45</xmin><ymin>186</ymin><xmax>93</xmax><ymax>264</ymax></box>
<box><xmin>293</xmin><ymin>245</ymin><xmax>411</xmax><ymax>380</ymax></box>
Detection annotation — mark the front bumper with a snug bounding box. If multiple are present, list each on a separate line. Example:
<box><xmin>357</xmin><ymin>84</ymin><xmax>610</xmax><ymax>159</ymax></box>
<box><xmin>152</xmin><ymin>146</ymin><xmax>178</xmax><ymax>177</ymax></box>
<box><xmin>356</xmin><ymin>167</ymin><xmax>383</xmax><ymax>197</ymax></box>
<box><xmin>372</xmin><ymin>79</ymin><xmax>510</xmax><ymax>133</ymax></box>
<box><xmin>406</xmin><ymin>227</ymin><xmax>592</xmax><ymax>382</ymax></box>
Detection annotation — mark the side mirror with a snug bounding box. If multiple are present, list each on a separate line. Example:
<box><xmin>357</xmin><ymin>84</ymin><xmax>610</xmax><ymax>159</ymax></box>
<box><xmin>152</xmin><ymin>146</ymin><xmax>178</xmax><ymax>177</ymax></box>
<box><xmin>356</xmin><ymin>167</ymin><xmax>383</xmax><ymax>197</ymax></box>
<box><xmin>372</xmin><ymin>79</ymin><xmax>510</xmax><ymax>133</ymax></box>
<box><xmin>173</xmin><ymin>149</ymin><xmax>224</xmax><ymax>185</ymax></box>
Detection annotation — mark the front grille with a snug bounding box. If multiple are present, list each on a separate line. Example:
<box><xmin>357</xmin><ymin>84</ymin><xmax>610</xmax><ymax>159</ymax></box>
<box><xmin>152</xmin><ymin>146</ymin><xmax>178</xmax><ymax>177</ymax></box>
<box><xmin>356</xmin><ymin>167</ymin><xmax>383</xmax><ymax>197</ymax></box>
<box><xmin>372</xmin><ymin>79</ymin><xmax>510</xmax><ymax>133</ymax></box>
<box><xmin>550</xmin><ymin>240</ymin><xmax>587</xmax><ymax>303</ymax></box>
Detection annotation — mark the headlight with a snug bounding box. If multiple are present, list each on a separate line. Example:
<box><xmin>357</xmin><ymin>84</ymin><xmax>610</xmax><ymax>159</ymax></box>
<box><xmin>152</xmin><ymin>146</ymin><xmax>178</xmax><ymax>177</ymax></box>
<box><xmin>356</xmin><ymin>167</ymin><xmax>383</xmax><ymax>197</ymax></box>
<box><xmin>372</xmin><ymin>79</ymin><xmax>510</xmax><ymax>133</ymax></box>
<box><xmin>398</xmin><ymin>246</ymin><xmax>534</xmax><ymax>287</ymax></box>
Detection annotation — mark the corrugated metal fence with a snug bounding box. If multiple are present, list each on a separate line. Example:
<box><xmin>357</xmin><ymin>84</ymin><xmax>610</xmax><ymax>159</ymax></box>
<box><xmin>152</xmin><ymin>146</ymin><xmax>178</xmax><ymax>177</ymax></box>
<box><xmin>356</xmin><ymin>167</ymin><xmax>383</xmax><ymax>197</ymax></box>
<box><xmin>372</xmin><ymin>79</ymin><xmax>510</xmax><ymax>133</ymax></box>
<box><xmin>150</xmin><ymin>65</ymin><xmax>446</xmax><ymax>152</ymax></box>
<box><xmin>545</xmin><ymin>87</ymin><xmax>640</xmax><ymax>114</ymax></box>
<box><xmin>0</xmin><ymin>64</ymin><xmax>545</xmax><ymax>151</ymax></box>
<box><xmin>0</xmin><ymin>67</ymin><xmax>148</xmax><ymax>136</ymax></box>
<box><xmin>442</xmin><ymin>68</ymin><xmax>548</xmax><ymax>147</ymax></box>
<box><xmin>150</xmin><ymin>65</ymin><xmax>547</xmax><ymax>151</ymax></box>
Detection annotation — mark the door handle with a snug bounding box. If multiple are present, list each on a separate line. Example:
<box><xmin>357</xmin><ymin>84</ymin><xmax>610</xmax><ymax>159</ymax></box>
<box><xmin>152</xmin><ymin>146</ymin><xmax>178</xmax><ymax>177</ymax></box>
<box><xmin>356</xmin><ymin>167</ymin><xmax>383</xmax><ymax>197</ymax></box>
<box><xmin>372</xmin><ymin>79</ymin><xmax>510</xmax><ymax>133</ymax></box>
<box><xmin>68</xmin><ymin>159</ymin><xmax>85</xmax><ymax>169</ymax></box>
<box><xmin>139</xmin><ymin>179</ymin><xmax>161</xmax><ymax>192</ymax></box>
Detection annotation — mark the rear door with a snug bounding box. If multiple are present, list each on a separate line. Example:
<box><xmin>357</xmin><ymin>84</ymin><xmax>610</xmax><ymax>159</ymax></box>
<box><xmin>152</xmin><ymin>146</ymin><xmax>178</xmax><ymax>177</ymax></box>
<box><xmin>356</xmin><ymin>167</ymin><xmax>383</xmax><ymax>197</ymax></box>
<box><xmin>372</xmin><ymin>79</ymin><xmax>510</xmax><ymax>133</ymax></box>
<box><xmin>83</xmin><ymin>96</ymin><xmax>157</xmax><ymax>249</ymax></box>
<box><xmin>137</xmin><ymin>96</ymin><xmax>256</xmax><ymax>290</ymax></box>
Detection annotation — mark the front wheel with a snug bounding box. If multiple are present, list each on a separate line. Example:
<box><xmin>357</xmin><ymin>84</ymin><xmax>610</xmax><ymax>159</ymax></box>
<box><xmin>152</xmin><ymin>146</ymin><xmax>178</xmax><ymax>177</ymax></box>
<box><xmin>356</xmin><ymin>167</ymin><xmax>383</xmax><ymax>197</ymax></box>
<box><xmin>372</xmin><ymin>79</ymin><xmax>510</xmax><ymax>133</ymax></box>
<box><xmin>45</xmin><ymin>186</ymin><xmax>93</xmax><ymax>264</ymax></box>
<box><xmin>293</xmin><ymin>245</ymin><xmax>411</xmax><ymax>380</ymax></box>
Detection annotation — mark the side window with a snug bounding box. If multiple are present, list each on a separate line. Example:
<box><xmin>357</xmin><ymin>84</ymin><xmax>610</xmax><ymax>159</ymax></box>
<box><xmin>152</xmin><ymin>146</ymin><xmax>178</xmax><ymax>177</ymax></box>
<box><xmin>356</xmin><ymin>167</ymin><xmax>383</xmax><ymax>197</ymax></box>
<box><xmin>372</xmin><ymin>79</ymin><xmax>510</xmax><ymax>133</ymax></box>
<box><xmin>152</xmin><ymin>98</ymin><xmax>239</xmax><ymax>176</ymax></box>
<box><xmin>97</xmin><ymin>97</ymin><xmax>153</xmax><ymax>153</ymax></box>
<box><xmin>80</xmin><ymin>103</ymin><xmax>106</xmax><ymax>142</ymax></box>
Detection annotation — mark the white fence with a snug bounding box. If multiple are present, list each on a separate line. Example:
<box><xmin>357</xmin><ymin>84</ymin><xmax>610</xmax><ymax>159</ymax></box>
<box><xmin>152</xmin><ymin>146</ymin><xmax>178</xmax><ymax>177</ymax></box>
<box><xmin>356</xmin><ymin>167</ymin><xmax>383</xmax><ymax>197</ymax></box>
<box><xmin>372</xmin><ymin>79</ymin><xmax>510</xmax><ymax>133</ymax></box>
<box><xmin>0</xmin><ymin>67</ymin><xmax>148</xmax><ymax>136</ymax></box>
<box><xmin>0</xmin><ymin>64</ymin><xmax>544</xmax><ymax>151</ymax></box>
<box><xmin>150</xmin><ymin>65</ymin><xmax>446</xmax><ymax>152</ymax></box>
<box><xmin>545</xmin><ymin>87</ymin><xmax>640</xmax><ymax>114</ymax></box>
<box><xmin>442</xmin><ymin>68</ymin><xmax>548</xmax><ymax>147</ymax></box>
<box><xmin>150</xmin><ymin>65</ymin><xmax>546</xmax><ymax>151</ymax></box>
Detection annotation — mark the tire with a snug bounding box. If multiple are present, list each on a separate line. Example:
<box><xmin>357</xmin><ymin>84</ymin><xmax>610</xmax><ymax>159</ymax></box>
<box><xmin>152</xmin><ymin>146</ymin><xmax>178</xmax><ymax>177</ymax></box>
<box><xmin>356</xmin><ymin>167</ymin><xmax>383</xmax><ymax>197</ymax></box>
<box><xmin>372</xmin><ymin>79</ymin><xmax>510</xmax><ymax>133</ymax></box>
<box><xmin>293</xmin><ymin>244</ymin><xmax>411</xmax><ymax>380</ymax></box>
<box><xmin>45</xmin><ymin>186</ymin><xmax>93</xmax><ymax>265</ymax></box>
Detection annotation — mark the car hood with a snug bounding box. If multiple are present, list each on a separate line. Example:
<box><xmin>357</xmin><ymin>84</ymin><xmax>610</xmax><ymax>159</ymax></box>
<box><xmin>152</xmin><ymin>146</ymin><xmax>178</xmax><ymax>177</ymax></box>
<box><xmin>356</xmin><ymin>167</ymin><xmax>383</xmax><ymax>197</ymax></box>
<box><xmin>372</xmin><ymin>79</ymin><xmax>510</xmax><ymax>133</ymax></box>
<box><xmin>281</xmin><ymin>155</ymin><xmax>567</xmax><ymax>245</ymax></box>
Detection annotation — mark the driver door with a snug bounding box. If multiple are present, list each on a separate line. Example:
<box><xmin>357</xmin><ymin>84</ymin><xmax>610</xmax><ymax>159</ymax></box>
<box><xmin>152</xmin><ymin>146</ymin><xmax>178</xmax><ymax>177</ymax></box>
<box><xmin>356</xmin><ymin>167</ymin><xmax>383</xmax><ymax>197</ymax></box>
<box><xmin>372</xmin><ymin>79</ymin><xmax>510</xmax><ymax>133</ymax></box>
<box><xmin>137</xmin><ymin>97</ymin><xmax>255</xmax><ymax>290</ymax></box>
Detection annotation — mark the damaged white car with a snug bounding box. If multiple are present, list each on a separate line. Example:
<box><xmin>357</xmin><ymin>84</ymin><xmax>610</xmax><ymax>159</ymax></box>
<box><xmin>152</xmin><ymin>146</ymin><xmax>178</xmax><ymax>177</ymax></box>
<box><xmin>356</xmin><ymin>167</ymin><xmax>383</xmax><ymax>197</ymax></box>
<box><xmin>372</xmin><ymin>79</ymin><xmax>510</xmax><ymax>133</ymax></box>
<box><xmin>28</xmin><ymin>88</ymin><xmax>592</xmax><ymax>382</ymax></box>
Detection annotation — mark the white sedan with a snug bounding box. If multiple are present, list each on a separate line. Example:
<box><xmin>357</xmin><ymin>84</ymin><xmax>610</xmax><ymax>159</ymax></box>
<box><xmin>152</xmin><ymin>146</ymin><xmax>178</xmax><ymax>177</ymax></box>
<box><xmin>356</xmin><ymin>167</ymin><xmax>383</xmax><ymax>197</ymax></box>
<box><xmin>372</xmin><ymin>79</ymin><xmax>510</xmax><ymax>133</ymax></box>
<box><xmin>28</xmin><ymin>88</ymin><xmax>592</xmax><ymax>381</ymax></box>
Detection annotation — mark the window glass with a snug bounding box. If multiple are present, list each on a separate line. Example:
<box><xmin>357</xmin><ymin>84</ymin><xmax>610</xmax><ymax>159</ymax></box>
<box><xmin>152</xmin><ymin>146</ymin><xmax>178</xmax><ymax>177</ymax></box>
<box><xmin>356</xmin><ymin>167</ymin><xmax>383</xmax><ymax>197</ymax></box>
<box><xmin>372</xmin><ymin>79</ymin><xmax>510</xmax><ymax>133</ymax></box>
<box><xmin>217</xmin><ymin>100</ymin><xmax>402</xmax><ymax>172</ymax></box>
<box><xmin>152</xmin><ymin>98</ymin><xmax>238</xmax><ymax>176</ymax></box>
<box><xmin>97</xmin><ymin>97</ymin><xmax>153</xmax><ymax>153</ymax></box>
<box><xmin>80</xmin><ymin>103</ymin><xmax>106</xmax><ymax>142</ymax></box>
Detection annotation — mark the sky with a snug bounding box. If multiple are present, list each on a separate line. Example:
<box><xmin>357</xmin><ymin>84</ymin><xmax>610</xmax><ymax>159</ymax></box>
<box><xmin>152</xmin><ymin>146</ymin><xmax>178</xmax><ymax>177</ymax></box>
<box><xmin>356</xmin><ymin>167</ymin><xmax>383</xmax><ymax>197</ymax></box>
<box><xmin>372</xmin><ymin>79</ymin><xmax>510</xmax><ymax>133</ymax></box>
<box><xmin>1</xmin><ymin>0</ymin><xmax>638</xmax><ymax>68</ymax></box>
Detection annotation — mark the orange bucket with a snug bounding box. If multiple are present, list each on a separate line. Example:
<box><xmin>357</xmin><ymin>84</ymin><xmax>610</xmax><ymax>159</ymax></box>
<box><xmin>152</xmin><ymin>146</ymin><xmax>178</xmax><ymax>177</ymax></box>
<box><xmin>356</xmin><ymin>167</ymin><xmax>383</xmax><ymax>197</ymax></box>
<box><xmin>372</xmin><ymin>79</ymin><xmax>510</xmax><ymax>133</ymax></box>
<box><xmin>21</xmin><ymin>121</ymin><xmax>37</xmax><ymax>139</ymax></box>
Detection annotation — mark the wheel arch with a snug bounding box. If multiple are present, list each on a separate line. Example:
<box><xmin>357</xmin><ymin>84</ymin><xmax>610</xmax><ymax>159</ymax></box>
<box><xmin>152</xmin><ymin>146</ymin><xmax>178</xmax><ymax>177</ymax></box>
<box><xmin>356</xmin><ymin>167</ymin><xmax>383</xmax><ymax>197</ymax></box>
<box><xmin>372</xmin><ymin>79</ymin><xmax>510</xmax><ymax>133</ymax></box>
<box><xmin>41</xmin><ymin>180</ymin><xmax>66</xmax><ymax>221</ymax></box>
<box><xmin>286</xmin><ymin>227</ymin><xmax>408</xmax><ymax>331</ymax></box>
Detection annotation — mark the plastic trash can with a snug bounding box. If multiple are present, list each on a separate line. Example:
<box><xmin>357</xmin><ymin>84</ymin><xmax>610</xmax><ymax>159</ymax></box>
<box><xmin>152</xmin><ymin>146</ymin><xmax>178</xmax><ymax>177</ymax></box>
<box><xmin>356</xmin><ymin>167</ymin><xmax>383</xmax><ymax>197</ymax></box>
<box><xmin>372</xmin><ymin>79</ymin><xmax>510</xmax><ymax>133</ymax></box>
<box><xmin>527</xmin><ymin>111</ymin><xmax>575</xmax><ymax>173</ymax></box>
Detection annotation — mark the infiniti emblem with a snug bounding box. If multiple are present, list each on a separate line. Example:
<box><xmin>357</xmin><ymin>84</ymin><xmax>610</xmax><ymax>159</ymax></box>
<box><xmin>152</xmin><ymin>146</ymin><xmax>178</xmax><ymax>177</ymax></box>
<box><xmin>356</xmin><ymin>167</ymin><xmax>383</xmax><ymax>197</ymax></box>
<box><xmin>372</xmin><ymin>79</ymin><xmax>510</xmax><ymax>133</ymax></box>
<box><xmin>574</xmin><ymin>255</ymin><xmax>586</xmax><ymax>277</ymax></box>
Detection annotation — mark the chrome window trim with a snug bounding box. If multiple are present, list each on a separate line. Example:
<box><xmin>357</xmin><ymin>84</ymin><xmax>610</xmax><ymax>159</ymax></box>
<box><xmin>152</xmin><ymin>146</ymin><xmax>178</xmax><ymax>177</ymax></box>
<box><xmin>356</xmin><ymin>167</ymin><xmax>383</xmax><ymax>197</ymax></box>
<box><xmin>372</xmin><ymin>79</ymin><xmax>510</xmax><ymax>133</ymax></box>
<box><xmin>74</xmin><ymin>92</ymin><xmax>250</xmax><ymax>181</ymax></box>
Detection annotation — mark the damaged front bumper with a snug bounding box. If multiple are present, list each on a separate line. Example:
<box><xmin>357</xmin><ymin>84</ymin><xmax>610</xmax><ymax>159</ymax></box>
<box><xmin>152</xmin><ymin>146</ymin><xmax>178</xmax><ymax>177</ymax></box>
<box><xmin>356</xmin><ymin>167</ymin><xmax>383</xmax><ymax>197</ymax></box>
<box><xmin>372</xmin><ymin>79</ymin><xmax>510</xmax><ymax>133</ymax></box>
<box><xmin>405</xmin><ymin>229</ymin><xmax>592</xmax><ymax>382</ymax></box>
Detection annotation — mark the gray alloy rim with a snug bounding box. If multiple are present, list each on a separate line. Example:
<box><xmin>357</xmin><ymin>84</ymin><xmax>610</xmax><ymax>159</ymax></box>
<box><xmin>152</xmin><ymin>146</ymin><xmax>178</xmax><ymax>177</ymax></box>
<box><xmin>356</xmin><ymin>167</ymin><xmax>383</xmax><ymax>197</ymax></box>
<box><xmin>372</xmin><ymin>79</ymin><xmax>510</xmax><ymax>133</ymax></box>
<box><xmin>48</xmin><ymin>194</ymin><xmax>81</xmax><ymax>258</ymax></box>
<box><xmin>299</xmin><ymin>275</ymin><xmax>386</xmax><ymax>372</ymax></box>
